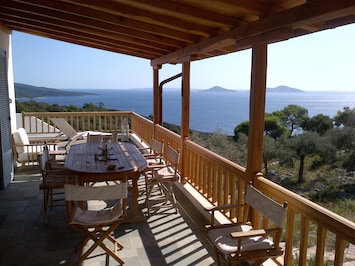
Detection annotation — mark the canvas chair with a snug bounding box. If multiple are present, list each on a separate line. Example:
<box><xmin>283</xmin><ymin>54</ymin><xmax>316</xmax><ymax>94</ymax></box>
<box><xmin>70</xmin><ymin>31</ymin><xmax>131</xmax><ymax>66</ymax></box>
<box><xmin>205</xmin><ymin>184</ymin><xmax>287</xmax><ymax>266</ymax></box>
<box><xmin>12</xmin><ymin>127</ymin><xmax>59</xmax><ymax>168</ymax></box>
<box><xmin>64</xmin><ymin>181</ymin><xmax>128</xmax><ymax>266</ymax></box>
<box><xmin>87</xmin><ymin>133</ymin><xmax>103</xmax><ymax>143</ymax></box>
<box><xmin>144</xmin><ymin>144</ymin><xmax>180</xmax><ymax>216</ymax></box>
<box><xmin>139</xmin><ymin>137</ymin><xmax>164</xmax><ymax>166</ymax></box>
<box><xmin>38</xmin><ymin>145</ymin><xmax>72</xmax><ymax>224</ymax></box>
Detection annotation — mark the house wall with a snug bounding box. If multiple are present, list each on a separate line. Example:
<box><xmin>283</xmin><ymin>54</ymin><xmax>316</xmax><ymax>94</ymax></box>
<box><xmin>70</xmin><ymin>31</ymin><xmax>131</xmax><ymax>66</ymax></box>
<box><xmin>0</xmin><ymin>26</ymin><xmax>16</xmax><ymax>132</ymax></box>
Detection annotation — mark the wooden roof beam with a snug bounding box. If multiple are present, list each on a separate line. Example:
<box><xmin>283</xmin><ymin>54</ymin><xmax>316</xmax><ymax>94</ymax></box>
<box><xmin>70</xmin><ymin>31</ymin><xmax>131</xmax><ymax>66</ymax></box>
<box><xmin>61</xmin><ymin>0</ymin><xmax>223</xmax><ymax>37</ymax></box>
<box><xmin>10</xmin><ymin>0</ymin><xmax>203</xmax><ymax>42</ymax></box>
<box><xmin>218</xmin><ymin>0</ymin><xmax>282</xmax><ymax>16</ymax></box>
<box><xmin>152</xmin><ymin>0</ymin><xmax>355</xmax><ymax>66</ymax></box>
<box><xmin>0</xmin><ymin>10</ymin><xmax>177</xmax><ymax>54</ymax></box>
<box><xmin>4</xmin><ymin>19</ymin><xmax>164</xmax><ymax>59</ymax></box>
<box><xmin>0</xmin><ymin>3</ymin><xmax>188</xmax><ymax>48</ymax></box>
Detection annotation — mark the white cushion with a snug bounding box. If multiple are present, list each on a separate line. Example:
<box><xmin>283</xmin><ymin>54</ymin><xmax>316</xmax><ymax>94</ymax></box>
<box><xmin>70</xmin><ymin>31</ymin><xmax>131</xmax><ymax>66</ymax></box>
<box><xmin>208</xmin><ymin>224</ymin><xmax>274</xmax><ymax>254</ymax></box>
<box><xmin>71</xmin><ymin>204</ymin><xmax>123</xmax><ymax>226</ymax></box>
<box><xmin>12</xmin><ymin>128</ymin><xmax>30</xmax><ymax>154</ymax></box>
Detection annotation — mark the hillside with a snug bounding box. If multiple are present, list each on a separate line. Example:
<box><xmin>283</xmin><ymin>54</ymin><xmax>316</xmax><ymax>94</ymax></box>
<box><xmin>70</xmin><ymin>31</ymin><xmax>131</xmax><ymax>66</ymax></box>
<box><xmin>15</xmin><ymin>83</ymin><xmax>98</xmax><ymax>98</ymax></box>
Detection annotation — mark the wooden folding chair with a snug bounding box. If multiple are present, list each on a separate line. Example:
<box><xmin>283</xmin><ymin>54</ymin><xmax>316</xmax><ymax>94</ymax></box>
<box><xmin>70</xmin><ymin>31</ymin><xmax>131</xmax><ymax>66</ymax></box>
<box><xmin>64</xmin><ymin>181</ymin><xmax>128</xmax><ymax>266</ymax></box>
<box><xmin>139</xmin><ymin>137</ymin><xmax>164</xmax><ymax>166</ymax></box>
<box><xmin>87</xmin><ymin>133</ymin><xmax>103</xmax><ymax>143</ymax></box>
<box><xmin>38</xmin><ymin>145</ymin><xmax>70</xmax><ymax>224</ymax></box>
<box><xmin>144</xmin><ymin>144</ymin><xmax>180</xmax><ymax>216</ymax></box>
<box><xmin>205</xmin><ymin>184</ymin><xmax>287</xmax><ymax>266</ymax></box>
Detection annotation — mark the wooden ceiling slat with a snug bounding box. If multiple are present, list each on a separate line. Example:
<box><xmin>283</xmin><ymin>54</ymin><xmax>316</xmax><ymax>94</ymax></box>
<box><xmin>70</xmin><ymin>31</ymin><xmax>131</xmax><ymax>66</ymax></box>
<box><xmin>1</xmin><ymin>15</ymin><xmax>169</xmax><ymax>57</ymax></box>
<box><xmin>0</xmin><ymin>9</ymin><xmax>177</xmax><ymax>54</ymax></box>
<box><xmin>0</xmin><ymin>0</ymin><xmax>354</xmax><ymax>64</ymax></box>
<box><xmin>128</xmin><ymin>0</ymin><xmax>245</xmax><ymax>27</ymax></box>
<box><xmin>61</xmin><ymin>0</ymin><xmax>222</xmax><ymax>37</ymax></box>
<box><xmin>12</xmin><ymin>0</ymin><xmax>202</xmax><ymax>43</ymax></box>
<box><xmin>152</xmin><ymin>0</ymin><xmax>355</xmax><ymax>65</ymax></box>
<box><xmin>1</xmin><ymin>2</ymin><xmax>189</xmax><ymax>48</ymax></box>
<box><xmin>216</xmin><ymin>0</ymin><xmax>282</xmax><ymax>16</ymax></box>
<box><xmin>6</xmin><ymin>21</ymin><xmax>158</xmax><ymax>59</ymax></box>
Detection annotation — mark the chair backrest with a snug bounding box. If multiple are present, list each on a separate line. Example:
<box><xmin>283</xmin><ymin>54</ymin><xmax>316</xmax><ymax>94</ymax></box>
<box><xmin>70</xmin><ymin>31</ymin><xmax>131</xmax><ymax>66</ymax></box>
<box><xmin>64</xmin><ymin>183</ymin><xmax>128</xmax><ymax>202</ymax></box>
<box><xmin>50</xmin><ymin>117</ymin><xmax>77</xmax><ymax>139</ymax></box>
<box><xmin>12</xmin><ymin>128</ymin><xmax>30</xmax><ymax>153</ymax></box>
<box><xmin>245</xmin><ymin>185</ymin><xmax>287</xmax><ymax>228</ymax></box>
<box><xmin>150</xmin><ymin>138</ymin><xmax>164</xmax><ymax>155</ymax></box>
<box><xmin>87</xmin><ymin>133</ymin><xmax>103</xmax><ymax>143</ymax></box>
<box><xmin>165</xmin><ymin>144</ymin><xmax>180</xmax><ymax>170</ymax></box>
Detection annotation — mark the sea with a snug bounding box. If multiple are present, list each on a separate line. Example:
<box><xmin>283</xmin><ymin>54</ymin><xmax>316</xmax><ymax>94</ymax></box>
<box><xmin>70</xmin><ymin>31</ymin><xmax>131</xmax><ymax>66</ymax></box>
<box><xmin>16</xmin><ymin>89</ymin><xmax>355</xmax><ymax>136</ymax></box>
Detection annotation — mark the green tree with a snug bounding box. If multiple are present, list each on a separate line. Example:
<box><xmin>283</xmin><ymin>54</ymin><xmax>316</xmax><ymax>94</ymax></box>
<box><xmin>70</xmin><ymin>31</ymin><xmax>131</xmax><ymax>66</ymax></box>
<box><xmin>273</xmin><ymin>104</ymin><xmax>309</xmax><ymax>137</ymax></box>
<box><xmin>302</xmin><ymin>114</ymin><xmax>333</xmax><ymax>135</ymax></box>
<box><xmin>263</xmin><ymin>135</ymin><xmax>279</xmax><ymax>175</ymax></box>
<box><xmin>264</xmin><ymin>114</ymin><xmax>288</xmax><ymax>139</ymax></box>
<box><xmin>326</xmin><ymin>127</ymin><xmax>355</xmax><ymax>171</ymax></box>
<box><xmin>234</xmin><ymin>116</ymin><xmax>287</xmax><ymax>142</ymax></box>
<box><xmin>334</xmin><ymin>106</ymin><xmax>355</xmax><ymax>127</ymax></box>
<box><xmin>286</xmin><ymin>132</ymin><xmax>320</xmax><ymax>183</ymax></box>
<box><xmin>233</xmin><ymin>121</ymin><xmax>249</xmax><ymax>141</ymax></box>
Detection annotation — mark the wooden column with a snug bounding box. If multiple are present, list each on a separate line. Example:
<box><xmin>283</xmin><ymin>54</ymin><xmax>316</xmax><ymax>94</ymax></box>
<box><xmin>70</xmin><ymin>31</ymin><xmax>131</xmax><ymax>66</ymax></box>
<box><xmin>246</xmin><ymin>43</ymin><xmax>267</xmax><ymax>182</ymax></box>
<box><xmin>153</xmin><ymin>65</ymin><xmax>161</xmax><ymax>127</ymax></box>
<box><xmin>181</xmin><ymin>61</ymin><xmax>191</xmax><ymax>182</ymax></box>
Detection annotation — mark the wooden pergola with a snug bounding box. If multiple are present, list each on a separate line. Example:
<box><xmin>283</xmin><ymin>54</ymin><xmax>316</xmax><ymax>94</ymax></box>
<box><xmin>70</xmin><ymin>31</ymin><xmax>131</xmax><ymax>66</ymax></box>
<box><xmin>1</xmin><ymin>0</ymin><xmax>355</xmax><ymax>180</ymax></box>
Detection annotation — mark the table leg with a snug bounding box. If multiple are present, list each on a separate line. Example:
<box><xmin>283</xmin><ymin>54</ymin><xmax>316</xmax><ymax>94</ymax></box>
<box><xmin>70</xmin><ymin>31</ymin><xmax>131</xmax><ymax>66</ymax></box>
<box><xmin>127</xmin><ymin>174</ymin><xmax>146</xmax><ymax>223</ymax></box>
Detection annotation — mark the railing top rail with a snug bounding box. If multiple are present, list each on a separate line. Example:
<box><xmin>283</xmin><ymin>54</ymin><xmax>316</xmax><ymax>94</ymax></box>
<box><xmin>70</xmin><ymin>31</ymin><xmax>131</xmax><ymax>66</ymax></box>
<box><xmin>23</xmin><ymin>111</ymin><xmax>133</xmax><ymax>116</ymax></box>
<box><xmin>255</xmin><ymin>175</ymin><xmax>355</xmax><ymax>244</ymax></box>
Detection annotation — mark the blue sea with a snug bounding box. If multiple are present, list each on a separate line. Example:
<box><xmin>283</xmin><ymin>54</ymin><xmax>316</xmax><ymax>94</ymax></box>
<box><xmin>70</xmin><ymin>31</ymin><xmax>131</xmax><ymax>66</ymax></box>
<box><xmin>17</xmin><ymin>89</ymin><xmax>355</xmax><ymax>135</ymax></box>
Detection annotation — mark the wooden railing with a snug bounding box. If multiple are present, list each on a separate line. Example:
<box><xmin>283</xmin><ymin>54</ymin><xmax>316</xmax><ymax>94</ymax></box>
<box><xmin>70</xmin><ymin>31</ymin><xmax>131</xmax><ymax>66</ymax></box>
<box><xmin>21</xmin><ymin>111</ymin><xmax>133</xmax><ymax>135</ymax></box>
<box><xmin>19</xmin><ymin>111</ymin><xmax>355</xmax><ymax>265</ymax></box>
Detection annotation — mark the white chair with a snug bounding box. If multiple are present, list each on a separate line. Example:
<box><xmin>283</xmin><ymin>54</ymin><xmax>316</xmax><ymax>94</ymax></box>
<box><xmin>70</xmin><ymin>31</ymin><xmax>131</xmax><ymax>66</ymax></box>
<box><xmin>205</xmin><ymin>184</ymin><xmax>287</xmax><ymax>266</ymax></box>
<box><xmin>12</xmin><ymin>127</ymin><xmax>59</xmax><ymax>168</ymax></box>
<box><xmin>64</xmin><ymin>182</ymin><xmax>128</xmax><ymax>265</ymax></box>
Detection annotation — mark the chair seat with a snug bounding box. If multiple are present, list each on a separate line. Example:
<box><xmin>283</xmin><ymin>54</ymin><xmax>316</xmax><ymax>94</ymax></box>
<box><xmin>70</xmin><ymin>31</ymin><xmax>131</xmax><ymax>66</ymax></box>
<box><xmin>208</xmin><ymin>224</ymin><xmax>274</xmax><ymax>254</ymax></box>
<box><xmin>71</xmin><ymin>204</ymin><xmax>124</xmax><ymax>226</ymax></box>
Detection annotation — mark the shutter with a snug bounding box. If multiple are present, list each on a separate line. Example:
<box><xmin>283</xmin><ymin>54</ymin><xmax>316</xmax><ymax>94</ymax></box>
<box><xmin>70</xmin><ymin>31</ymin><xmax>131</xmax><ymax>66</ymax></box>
<box><xmin>0</xmin><ymin>49</ymin><xmax>13</xmax><ymax>189</ymax></box>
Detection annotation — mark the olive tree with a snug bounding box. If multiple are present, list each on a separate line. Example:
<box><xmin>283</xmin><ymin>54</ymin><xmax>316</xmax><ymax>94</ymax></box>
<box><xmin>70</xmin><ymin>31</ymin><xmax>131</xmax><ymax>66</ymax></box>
<box><xmin>302</xmin><ymin>114</ymin><xmax>333</xmax><ymax>135</ymax></box>
<box><xmin>272</xmin><ymin>104</ymin><xmax>309</xmax><ymax>137</ymax></box>
<box><xmin>286</xmin><ymin>131</ymin><xmax>320</xmax><ymax>183</ymax></box>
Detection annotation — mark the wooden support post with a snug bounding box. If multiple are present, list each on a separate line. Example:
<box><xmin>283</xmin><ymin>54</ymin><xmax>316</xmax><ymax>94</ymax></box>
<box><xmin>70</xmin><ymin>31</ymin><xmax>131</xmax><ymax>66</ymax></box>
<box><xmin>153</xmin><ymin>65</ymin><xmax>161</xmax><ymax>132</ymax></box>
<box><xmin>246</xmin><ymin>43</ymin><xmax>267</xmax><ymax>182</ymax></box>
<box><xmin>181</xmin><ymin>61</ymin><xmax>191</xmax><ymax>182</ymax></box>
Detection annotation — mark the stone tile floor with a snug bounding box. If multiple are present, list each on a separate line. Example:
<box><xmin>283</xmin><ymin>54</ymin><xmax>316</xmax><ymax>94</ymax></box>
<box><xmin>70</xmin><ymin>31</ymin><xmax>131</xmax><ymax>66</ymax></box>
<box><xmin>0</xmin><ymin>166</ymin><xmax>216</xmax><ymax>266</ymax></box>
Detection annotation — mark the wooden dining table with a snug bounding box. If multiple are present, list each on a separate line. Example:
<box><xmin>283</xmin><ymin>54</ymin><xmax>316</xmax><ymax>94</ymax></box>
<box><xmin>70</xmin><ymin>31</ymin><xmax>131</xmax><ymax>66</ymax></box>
<box><xmin>65</xmin><ymin>141</ymin><xmax>147</xmax><ymax>222</ymax></box>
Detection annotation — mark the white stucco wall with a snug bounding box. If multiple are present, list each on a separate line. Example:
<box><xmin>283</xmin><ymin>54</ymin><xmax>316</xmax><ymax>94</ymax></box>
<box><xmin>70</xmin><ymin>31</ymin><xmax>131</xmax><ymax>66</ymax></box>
<box><xmin>0</xmin><ymin>26</ymin><xmax>16</xmax><ymax>132</ymax></box>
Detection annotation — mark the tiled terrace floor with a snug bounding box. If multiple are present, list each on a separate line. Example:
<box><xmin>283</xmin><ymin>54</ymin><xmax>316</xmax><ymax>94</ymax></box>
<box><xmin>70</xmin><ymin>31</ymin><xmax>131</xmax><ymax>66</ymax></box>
<box><xmin>0</xmin><ymin>166</ymin><xmax>216</xmax><ymax>266</ymax></box>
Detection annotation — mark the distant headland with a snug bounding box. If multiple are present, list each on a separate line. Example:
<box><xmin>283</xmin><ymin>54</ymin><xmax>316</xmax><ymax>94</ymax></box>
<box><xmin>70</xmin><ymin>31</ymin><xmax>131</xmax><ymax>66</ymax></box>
<box><xmin>14</xmin><ymin>83</ymin><xmax>98</xmax><ymax>98</ymax></box>
<box><xmin>201</xmin><ymin>85</ymin><xmax>302</xmax><ymax>93</ymax></box>
<box><xmin>267</xmin><ymin>85</ymin><xmax>303</xmax><ymax>92</ymax></box>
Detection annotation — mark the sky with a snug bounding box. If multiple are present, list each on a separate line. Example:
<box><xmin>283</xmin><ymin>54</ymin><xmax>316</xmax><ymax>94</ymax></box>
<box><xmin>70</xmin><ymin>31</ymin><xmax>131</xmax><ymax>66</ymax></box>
<box><xmin>11</xmin><ymin>23</ymin><xmax>355</xmax><ymax>91</ymax></box>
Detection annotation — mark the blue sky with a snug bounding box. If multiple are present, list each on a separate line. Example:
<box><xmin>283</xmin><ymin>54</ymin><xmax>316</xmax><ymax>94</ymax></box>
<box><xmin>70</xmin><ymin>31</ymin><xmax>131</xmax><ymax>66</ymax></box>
<box><xmin>11</xmin><ymin>23</ymin><xmax>355</xmax><ymax>91</ymax></box>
